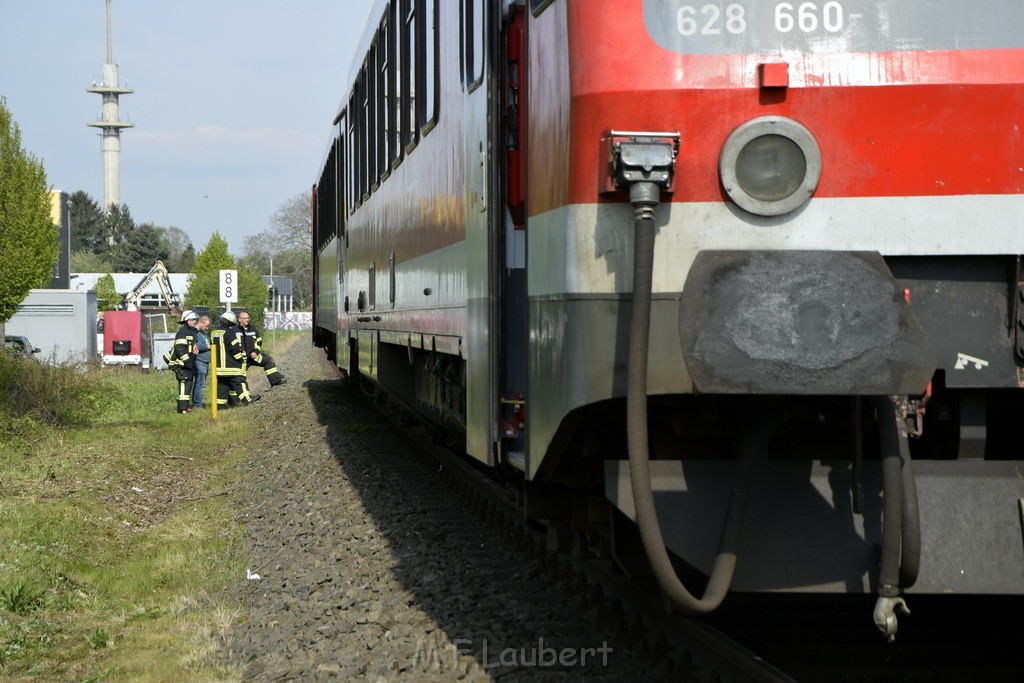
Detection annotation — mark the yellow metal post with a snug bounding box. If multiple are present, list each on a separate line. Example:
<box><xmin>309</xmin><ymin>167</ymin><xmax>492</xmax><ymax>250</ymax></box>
<box><xmin>211</xmin><ymin>341</ymin><xmax>218</xmax><ymax>420</ymax></box>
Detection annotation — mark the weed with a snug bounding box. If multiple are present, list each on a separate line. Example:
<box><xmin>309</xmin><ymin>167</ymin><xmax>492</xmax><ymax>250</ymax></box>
<box><xmin>86</xmin><ymin>627</ymin><xmax>111</xmax><ymax>649</ymax></box>
<box><xmin>1</xmin><ymin>582</ymin><xmax>45</xmax><ymax>615</ymax></box>
<box><xmin>0</xmin><ymin>615</ymin><xmax>53</xmax><ymax>663</ymax></box>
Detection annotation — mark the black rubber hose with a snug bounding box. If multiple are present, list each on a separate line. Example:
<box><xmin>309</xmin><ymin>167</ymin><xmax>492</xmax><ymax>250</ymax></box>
<box><xmin>897</xmin><ymin>416</ymin><xmax>921</xmax><ymax>588</ymax></box>
<box><xmin>874</xmin><ymin>396</ymin><xmax>903</xmax><ymax>598</ymax></box>
<box><xmin>625</xmin><ymin>189</ymin><xmax>778</xmax><ymax>614</ymax></box>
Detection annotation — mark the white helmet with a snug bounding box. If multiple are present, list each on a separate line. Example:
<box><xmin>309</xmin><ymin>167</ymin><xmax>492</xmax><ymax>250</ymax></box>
<box><xmin>219</xmin><ymin>311</ymin><xmax>237</xmax><ymax>325</ymax></box>
<box><xmin>179</xmin><ymin>309</ymin><xmax>198</xmax><ymax>324</ymax></box>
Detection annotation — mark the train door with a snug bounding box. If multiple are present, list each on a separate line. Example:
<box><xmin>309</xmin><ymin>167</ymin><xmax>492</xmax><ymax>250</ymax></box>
<box><xmin>498</xmin><ymin>4</ymin><xmax>529</xmax><ymax>470</ymax></box>
<box><xmin>334</xmin><ymin>117</ymin><xmax>351</xmax><ymax>376</ymax></box>
<box><xmin>312</xmin><ymin>121</ymin><xmax>347</xmax><ymax>371</ymax></box>
<box><xmin>463</xmin><ymin>0</ymin><xmax>500</xmax><ymax>464</ymax></box>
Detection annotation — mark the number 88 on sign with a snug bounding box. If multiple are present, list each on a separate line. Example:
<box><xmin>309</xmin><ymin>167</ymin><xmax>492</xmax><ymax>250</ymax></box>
<box><xmin>219</xmin><ymin>269</ymin><xmax>238</xmax><ymax>304</ymax></box>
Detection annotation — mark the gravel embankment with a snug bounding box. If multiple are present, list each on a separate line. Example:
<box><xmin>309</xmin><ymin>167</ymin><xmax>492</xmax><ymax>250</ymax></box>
<box><xmin>220</xmin><ymin>335</ymin><xmax>685</xmax><ymax>682</ymax></box>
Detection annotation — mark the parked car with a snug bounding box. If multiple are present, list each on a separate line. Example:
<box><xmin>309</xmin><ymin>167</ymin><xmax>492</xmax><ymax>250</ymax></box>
<box><xmin>4</xmin><ymin>335</ymin><xmax>40</xmax><ymax>360</ymax></box>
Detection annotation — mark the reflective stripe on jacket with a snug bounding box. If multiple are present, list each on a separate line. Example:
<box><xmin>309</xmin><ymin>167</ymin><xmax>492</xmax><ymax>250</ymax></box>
<box><xmin>170</xmin><ymin>324</ymin><xmax>196</xmax><ymax>366</ymax></box>
<box><xmin>240</xmin><ymin>324</ymin><xmax>264</xmax><ymax>363</ymax></box>
<box><xmin>212</xmin><ymin>324</ymin><xmax>247</xmax><ymax>376</ymax></box>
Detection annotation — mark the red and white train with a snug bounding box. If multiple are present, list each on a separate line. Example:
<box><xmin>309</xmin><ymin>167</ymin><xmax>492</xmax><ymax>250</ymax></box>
<box><xmin>313</xmin><ymin>0</ymin><xmax>1024</xmax><ymax>636</ymax></box>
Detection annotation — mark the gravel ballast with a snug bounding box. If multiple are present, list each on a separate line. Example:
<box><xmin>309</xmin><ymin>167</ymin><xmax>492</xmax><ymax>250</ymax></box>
<box><xmin>220</xmin><ymin>335</ymin><xmax>685</xmax><ymax>681</ymax></box>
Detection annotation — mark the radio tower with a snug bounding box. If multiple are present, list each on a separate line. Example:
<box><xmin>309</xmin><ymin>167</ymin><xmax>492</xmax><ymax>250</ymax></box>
<box><xmin>87</xmin><ymin>0</ymin><xmax>134</xmax><ymax>213</ymax></box>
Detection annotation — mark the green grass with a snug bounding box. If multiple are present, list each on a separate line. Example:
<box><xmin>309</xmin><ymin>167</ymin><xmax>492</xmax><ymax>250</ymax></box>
<box><xmin>0</xmin><ymin>351</ymin><xmax>276</xmax><ymax>681</ymax></box>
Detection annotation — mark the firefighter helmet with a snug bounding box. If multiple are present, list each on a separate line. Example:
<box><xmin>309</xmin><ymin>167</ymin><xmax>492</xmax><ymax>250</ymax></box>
<box><xmin>219</xmin><ymin>311</ymin><xmax>237</xmax><ymax>325</ymax></box>
<box><xmin>179</xmin><ymin>309</ymin><xmax>198</xmax><ymax>324</ymax></box>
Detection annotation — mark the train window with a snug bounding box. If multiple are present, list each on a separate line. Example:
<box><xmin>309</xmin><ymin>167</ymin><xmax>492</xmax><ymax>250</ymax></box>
<box><xmin>339</xmin><ymin>129</ymin><xmax>348</xmax><ymax>244</ymax></box>
<box><xmin>380</xmin><ymin>6</ymin><xmax>395</xmax><ymax>171</ymax></box>
<box><xmin>390</xmin><ymin>2</ymin><xmax>404</xmax><ymax>168</ymax></box>
<box><xmin>358</xmin><ymin>71</ymin><xmax>367</xmax><ymax>200</ymax></box>
<box><xmin>347</xmin><ymin>97</ymin><xmax>359</xmax><ymax>212</ymax></box>
<box><xmin>461</xmin><ymin>0</ymin><xmax>484</xmax><ymax>90</ymax></box>
<box><xmin>378</xmin><ymin>7</ymin><xmax>393</xmax><ymax>175</ymax></box>
<box><xmin>471</xmin><ymin>0</ymin><xmax>484</xmax><ymax>86</ymax></box>
<box><xmin>421</xmin><ymin>0</ymin><xmax>439</xmax><ymax>134</ymax></box>
<box><xmin>332</xmin><ymin>145</ymin><xmax>340</xmax><ymax>244</ymax></box>
<box><xmin>389</xmin><ymin>7</ymin><xmax>401</xmax><ymax>168</ymax></box>
<box><xmin>402</xmin><ymin>0</ymin><xmax>418</xmax><ymax>152</ymax></box>
<box><xmin>529</xmin><ymin>0</ymin><xmax>556</xmax><ymax>16</ymax></box>
<box><xmin>336</xmin><ymin>119</ymin><xmax>346</xmax><ymax>237</ymax></box>
<box><xmin>317</xmin><ymin>142</ymin><xmax>336</xmax><ymax>252</ymax></box>
<box><xmin>366</xmin><ymin>58</ymin><xmax>375</xmax><ymax>190</ymax></box>
<box><xmin>355</xmin><ymin>78</ymin><xmax>364</xmax><ymax>201</ymax></box>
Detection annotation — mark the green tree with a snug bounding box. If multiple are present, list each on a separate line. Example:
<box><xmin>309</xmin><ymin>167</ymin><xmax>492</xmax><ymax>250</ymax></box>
<box><xmin>157</xmin><ymin>226</ymin><xmax>195</xmax><ymax>272</ymax></box>
<box><xmin>94</xmin><ymin>273</ymin><xmax>121</xmax><ymax>311</ymax></box>
<box><xmin>176</xmin><ymin>244</ymin><xmax>196</xmax><ymax>272</ymax></box>
<box><xmin>68</xmin><ymin>191</ymin><xmax>105</xmax><ymax>253</ymax></box>
<box><xmin>71</xmin><ymin>250</ymin><xmax>115</xmax><ymax>272</ymax></box>
<box><xmin>103</xmin><ymin>203</ymin><xmax>135</xmax><ymax>249</ymax></box>
<box><xmin>111</xmin><ymin>223</ymin><xmax>167</xmax><ymax>272</ymax></box>
<box><xmin>187</xmin><ymin>232</ymin><xmax>266</xmax><ymax>328</ymax></box>
<box><xmin>0</xmin><ymin>98</ymin><xmax>58</xmax><ymax>335</ymax></box>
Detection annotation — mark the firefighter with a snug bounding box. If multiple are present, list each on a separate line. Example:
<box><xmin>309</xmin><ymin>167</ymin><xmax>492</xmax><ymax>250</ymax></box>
<box><xmin>211</xmin><ymin>310</ymin><xmax>255</xmax><ymax>407</ymax></box>
<box><xmin>169</xmin><ymin>309</ymin><xmax>199</xmax><ymax>413</ymax></box>
<box><xmin>237</xmin><ymin>310</ymin><xmax>287</xmax><ymax>387</ymax></box>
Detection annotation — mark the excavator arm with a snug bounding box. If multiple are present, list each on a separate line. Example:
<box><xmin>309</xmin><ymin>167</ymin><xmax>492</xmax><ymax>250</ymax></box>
<box><xmin>122</xmin><ymin>260</ymin><xmax>182</xmax><ymax>310</ymax></box>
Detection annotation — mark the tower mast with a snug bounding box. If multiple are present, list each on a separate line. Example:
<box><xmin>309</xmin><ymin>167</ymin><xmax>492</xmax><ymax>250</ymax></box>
<box><xmin>87</xmin><ymin>0</ymin><xmax>134</xmax><ymax>215</ymax></box>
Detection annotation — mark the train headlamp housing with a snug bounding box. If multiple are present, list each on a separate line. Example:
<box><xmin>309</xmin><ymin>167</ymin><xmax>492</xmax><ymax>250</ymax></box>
<box><xmin>719</xmin><ymin>116</ymin><xmax>821</xmax><ymax>216</ymax></box>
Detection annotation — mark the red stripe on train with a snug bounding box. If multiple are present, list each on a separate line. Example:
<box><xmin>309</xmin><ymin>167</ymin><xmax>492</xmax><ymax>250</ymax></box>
<box><xmin>557</xmin><ymin>85</ymin><xmax>1023</xmax><ymax>206</ymax></box>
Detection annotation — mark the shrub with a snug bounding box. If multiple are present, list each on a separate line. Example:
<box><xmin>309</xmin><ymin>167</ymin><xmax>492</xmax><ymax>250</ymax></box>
<box><xmin>0</xmin><ymin>356</ymin><xmax>112</xmax><ymax>430</ymax></box>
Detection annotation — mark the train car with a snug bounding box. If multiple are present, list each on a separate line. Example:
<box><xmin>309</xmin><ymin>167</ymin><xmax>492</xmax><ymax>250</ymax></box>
<box><xmin>313</xmin><ymin>0</ymin><xmax>1024</xmax><ymax>637</ymax></box>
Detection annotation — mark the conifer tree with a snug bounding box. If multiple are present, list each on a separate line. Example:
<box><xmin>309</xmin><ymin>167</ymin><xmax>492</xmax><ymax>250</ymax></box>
<box><xmin>111</xmin><ymin>222</ymin><xmax>167</xmax><ymax>272</ymax></box>
<box><xmin>68</xmin><ymin>191</ymin><xmax>105</xmax><ymax>253</ymax></box>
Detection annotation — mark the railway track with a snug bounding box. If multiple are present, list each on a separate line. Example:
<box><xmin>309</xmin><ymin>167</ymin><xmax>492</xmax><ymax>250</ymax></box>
<box><xmin>369</xmin><ymin>387</ymin><xmax>794</xmax><ymax>683</ymax></box>
<box><xmin>370</xmin><ymin>387</ymin><xmax>1024</xmax><ymax>682</ymax></box>
<box><xmin>227</xmin><ymin>337</ymin><xmax>790</xmax><ymax>680</ymax></box>
<box><xmin>228</xmin><ymin>338</ymin><xmax>1023</xmax><ymax>681</ymax></box>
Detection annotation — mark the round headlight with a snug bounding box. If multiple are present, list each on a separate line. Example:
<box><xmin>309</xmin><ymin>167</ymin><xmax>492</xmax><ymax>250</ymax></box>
<box><xmin>719</xmin><ymin>116</ymin><xmax>821</xmax><ymax>216</ymax></box>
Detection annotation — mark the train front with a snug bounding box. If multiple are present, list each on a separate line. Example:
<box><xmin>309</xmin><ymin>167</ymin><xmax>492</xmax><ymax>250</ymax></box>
<box><xmin>526</xmin><ymin>0</ymin><xmax>1024</xmax><ymax>634</ymax></box>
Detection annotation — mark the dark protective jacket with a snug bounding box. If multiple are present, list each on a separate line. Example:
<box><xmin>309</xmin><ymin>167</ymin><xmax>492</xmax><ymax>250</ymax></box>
<box><xmin>169</xmin><ymin>323</ymin><xmax>197</xmax><ymax>370</ymax></box>
<box><xmin>239</xmin><ymin>323</ymin><xmax>265</xmax><ymax>363</ymax></box>
<box><xmin>212</xmin><ymin>322</ymin><xmax>247</xmax><ymax>376</ymax></box>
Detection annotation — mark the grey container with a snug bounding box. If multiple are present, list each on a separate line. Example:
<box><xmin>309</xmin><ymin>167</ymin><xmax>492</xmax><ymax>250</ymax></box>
<box><xmin>151</xmin><ymin>333</ymin><xmax>176</xmax><ymax>371</ymax></box>
<box><xmin>6</xmin><ymin>289</ymin><xmax>98</xmax><ymax>364</ymax></box>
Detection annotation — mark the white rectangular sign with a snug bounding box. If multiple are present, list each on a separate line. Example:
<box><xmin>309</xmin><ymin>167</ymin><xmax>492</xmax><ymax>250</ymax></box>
<box><xmin>219</xmin><ymin>269</ymin><xmax>238</xmax><ymax>303</ymax></box>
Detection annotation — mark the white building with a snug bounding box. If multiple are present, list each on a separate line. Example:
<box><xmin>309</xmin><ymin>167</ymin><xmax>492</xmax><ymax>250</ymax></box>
<box><xmin>71</xmin><ymin>272</ymin><xmax>190</xmax><ymax>308</ymax></box>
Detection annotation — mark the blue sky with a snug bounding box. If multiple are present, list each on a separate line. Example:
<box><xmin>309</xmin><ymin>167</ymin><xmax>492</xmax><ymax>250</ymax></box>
<box><xmin>1</xmin><ymin>0</ymin><xmax>377</xmax><ymax>256</ymax></box>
